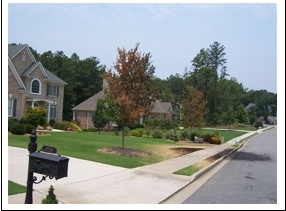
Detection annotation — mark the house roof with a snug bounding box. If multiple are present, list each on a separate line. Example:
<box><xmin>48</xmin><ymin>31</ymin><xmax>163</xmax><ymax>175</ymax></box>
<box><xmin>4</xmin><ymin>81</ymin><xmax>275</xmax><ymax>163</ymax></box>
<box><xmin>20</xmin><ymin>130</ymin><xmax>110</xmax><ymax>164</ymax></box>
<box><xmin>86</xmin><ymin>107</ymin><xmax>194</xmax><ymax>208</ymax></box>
<box><xmin>245</xmin><ymin>103</ymin><xmax>256</xmax><ymax>111</ymax></box>
<box><xmin>45</xmin><ymin>68</ymin><xmax>67</xmax><ymax>84</ymax></box>
<box><xmin>8</xmin><ymin>44</ymin><xmax>28</xmax><ymax>59</ymax></box>
<box><xmin>72</xmin><ymin>90</ymin><xmax>173</xmax><ymax>115</ymax></box>
<box><xmin>72</xmin><ymin>90</ymin><xmax>105</xmax><ymax>111</ymax></box>
<box><xmin>8</xmin><ymin>44</ymin><xmax>67</xmax><ymax>85</ymax></box>
<box><xmin>152</xmin><ymin>99</ymin><xmax>173</xmax><ymax>114</ymax></box>
<box><xmin>22</xmin><ymin>61</ymin><xmax>49</xmax><ymax>78</ymax></box>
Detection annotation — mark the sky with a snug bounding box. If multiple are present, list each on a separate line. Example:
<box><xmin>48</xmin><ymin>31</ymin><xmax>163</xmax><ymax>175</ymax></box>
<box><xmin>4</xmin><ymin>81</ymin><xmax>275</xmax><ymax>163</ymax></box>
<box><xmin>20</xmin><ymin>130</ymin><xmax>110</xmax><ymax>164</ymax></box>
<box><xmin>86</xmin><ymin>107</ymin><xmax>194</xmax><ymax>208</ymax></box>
<box><xmin>2</xmin><ymin>1</ymin><xmax>285</xmax><ymax>210</ymax></box>
<box><xmin>5</xmin><ymin>0</ymin><xmax>285</xmax><ymax>94</ymax></box>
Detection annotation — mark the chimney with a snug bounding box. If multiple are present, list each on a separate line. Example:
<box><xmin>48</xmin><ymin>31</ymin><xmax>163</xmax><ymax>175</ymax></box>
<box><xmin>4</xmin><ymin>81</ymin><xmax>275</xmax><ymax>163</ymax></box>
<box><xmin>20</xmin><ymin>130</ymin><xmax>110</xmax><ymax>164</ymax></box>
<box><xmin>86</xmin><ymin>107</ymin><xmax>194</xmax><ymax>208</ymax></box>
<box><xmin>103</xmin><ymin>78</ymin><xmax>109</xmax><ymax>90</ymax></box>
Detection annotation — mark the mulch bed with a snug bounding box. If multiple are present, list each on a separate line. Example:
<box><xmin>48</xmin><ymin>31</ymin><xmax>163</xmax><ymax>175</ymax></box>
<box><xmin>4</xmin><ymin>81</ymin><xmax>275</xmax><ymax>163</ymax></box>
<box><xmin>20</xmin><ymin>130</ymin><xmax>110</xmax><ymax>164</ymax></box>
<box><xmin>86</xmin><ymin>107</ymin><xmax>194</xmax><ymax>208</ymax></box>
<box><xmin>206</xmin><ymin>148</ymin><xmax>234</xmax><ymax>162</ymax></box>
<box><xmin>169</xmin><ymin>147</ymin><xmax>204</xmax><ymax>155</ymax></box>
<box><xmin>97</xmin><ymin>147</ymin><xmax>151</xmax><ymax>158</ymax></box>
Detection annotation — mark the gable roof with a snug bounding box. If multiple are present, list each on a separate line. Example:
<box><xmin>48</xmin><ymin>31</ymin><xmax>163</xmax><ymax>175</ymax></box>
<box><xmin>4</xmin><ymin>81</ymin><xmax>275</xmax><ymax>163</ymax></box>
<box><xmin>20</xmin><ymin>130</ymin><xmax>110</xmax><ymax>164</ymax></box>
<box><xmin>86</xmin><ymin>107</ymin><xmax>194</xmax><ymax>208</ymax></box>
<box><xmin>22</xmin><ymin>61</ymin><xmax>49</xmax><ymax>78</ymax></box>
<box><xmin>8</xmin><ymin>57</ymin><xmax>27</xmax><ymax>90</ymax></box>
<box><xmin>72</xmin><ymin>90</ymin><xmax>105</xmax><ymax>111</ymax></box>
<box><xmin>45</xmin><ymin>68</ymin><xmax>67</xmax><ymax>84</ymax></box>
<box><xmin>8</xmin><ymin>44</ymin><xmax>29</xmax><ymax>59</ymax></box>
<box><xmin>152</xmin><ymin>99</ymin><xmax>173</xmax><ymax>114</ymax></box>
<box><xmin>72</xmin><ymin>90</ymin><xmax>173</xmax><ymax>115</ymax></box>
<box><xmin>8</xmin><ymin>44</ymin><xmax>67</xmax><ymax>85</ymax></box>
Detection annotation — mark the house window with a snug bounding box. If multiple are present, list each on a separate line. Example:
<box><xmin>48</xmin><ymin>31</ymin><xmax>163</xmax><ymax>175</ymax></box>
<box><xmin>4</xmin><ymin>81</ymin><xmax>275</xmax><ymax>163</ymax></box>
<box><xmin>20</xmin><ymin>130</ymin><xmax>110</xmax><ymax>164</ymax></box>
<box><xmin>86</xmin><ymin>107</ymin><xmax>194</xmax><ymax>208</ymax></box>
<box><xmin>8</xmin><ymin>97</ymin><xmax>13</xmax><ymax>117</ymax></box>
<box><xmin>49</xmin><ymin>105</ymin><xmax>57</xmax><ymax>119</ymax></box>
<box><xmin>31</xmin><ymin>79</ymin><xmax>41</xmax><ymax>94</ymax></box>
<box><xmin>22</xmin><ymin>52</ymin><xmax>26</xmax><ymax>61</ymax></box>
<box><xmin>48</xmin><ymin>85</ymin><xmax>58</xmax><ymax>97</ymax></box>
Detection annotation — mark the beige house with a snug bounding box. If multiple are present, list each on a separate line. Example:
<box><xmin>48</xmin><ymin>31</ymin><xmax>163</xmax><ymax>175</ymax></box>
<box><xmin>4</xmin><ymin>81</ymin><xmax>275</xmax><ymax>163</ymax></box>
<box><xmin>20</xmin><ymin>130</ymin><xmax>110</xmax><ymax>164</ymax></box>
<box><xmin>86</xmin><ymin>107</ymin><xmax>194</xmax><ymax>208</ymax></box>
<box><xmin>8</xmin><ymin>44</ymin><xmax>67</xmax><ymax>123</ymax></box>
<box><xmin>72</xmin><ymin>80</ymin><xmax>173</xmax><ymax>130</ymax></box>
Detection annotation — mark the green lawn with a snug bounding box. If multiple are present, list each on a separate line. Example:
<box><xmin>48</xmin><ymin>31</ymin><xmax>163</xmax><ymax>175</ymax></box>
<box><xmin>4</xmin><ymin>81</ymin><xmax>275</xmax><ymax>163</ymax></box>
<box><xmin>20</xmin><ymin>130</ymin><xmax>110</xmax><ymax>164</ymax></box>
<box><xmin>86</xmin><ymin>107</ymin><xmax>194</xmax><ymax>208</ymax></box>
<box><xmin>187</xmin><ymin>128</ymin><xmax>247</xmax><ymax>143</ymax></box>
<box><xmin>9</xmin><ymin>132</ymin><xmax>181</xmax><ymax>168</ymax></box>
<box><xmin>8</xmin><ymin>180</ymin><xmax>26</xmax><ymax>195</ymax></box>
<box><xmin>204</xmin><ymin>125</ymin><xmax>257</xmax><ymax>131</ymax></box>
<box><xmin>173</xmin><ymin>165</ymin><xmax>200</xmax><ymax>176</ymax></box>
<box><xmin>8</xmin><ymin>129</ymin><xmax>247</xmax><ymax>168</ymax></box>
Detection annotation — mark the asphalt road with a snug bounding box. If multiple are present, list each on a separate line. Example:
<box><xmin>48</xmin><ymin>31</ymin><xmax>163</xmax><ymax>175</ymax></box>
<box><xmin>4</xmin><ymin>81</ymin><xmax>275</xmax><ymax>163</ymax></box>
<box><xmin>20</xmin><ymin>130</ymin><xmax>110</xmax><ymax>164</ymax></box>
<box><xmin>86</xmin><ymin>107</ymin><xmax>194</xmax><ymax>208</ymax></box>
<box><xmin>183</xmin><ymin>127</ymin><xmax>277</xmax><ymax>204</ymax></box>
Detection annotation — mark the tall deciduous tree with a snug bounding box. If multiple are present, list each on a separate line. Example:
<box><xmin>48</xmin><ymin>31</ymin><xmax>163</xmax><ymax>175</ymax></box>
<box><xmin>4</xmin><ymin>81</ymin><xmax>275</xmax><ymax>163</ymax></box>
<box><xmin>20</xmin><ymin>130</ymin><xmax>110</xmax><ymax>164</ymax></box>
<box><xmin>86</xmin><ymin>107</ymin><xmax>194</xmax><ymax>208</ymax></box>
<box><xmin>105</xmin><ymin>43</ymin><xmax>158</xmax><ymax>149</ymax></box>
<box><xmin>181</xmin><ymin>85</ymin><xmax>208</xmax><ymax>134</ymax></box>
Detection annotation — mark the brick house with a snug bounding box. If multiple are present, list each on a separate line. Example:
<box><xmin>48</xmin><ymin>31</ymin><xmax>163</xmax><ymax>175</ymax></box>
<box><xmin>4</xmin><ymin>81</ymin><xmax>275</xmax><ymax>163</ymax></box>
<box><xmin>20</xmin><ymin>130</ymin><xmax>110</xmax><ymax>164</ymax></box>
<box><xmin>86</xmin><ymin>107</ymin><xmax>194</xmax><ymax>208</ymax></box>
<box><xmin>72</xmin><ymin>80</ymin><xmax>173</xmax><ymax>130</ymax></box>
<box><xmin>8</xmin><ymin>44</ymin><xmax>67</xmax><ymax>123</ymax></box>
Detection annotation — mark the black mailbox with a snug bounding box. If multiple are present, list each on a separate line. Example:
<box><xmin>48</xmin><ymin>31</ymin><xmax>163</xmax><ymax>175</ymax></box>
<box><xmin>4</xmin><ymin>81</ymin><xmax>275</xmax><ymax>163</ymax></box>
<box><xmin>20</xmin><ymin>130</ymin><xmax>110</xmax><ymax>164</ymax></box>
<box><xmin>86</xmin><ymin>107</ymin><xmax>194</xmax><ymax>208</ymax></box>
<box><xmin>28</xmin><ymin>146</ymin><xmax>69</xmax><ymax>180</ymax></box>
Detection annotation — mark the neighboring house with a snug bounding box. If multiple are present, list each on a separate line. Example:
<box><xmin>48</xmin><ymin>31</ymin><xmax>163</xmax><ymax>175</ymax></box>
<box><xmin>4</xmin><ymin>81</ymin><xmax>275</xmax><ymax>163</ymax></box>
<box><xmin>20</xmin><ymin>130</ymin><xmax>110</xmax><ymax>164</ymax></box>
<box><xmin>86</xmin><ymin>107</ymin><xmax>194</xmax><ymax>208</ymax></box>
<box><xmin>148</xmin><ymin>99</ymin><xmax>173</xmax><ymax>121</ymax></box>
<box><xmin>8</xmin><ymin>44</ymin><xmax>67</xmax><ymax>123</ymax></box>
<box><xmin>244</xmin><ymin>103</ymin><xmax>256</xmax><ymax>112</ymax></box>
<box><xmin>244</xmin><ymin>103</ymin><xmax>277</xmax><ymax>125</ymax></box>
<box><xmin>72</xmin><ymin>80</ymin><xmax>173</xmax><ymax>130</ymax></box>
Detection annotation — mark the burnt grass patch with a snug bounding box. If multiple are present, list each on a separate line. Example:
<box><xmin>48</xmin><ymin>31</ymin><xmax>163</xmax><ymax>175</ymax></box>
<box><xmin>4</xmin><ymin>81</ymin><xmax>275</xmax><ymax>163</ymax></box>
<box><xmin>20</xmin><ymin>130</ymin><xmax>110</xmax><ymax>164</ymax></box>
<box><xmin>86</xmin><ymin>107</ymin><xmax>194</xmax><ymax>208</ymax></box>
<box><xmin>170</xmin><ymin>147</ymin><xmax>204</xmax><ymax>155</ymax></box>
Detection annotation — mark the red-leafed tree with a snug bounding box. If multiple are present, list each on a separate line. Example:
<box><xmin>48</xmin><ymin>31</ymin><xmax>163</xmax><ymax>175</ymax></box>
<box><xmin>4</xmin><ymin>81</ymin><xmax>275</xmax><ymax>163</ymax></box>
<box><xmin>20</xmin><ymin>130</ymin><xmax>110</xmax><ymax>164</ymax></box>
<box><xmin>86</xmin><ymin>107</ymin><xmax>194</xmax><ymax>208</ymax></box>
<box><xmin>181</xmin><ymin>85</ymin><xmax>208</xmax><ymax>135</ymax></box>
<box><xmin>105</xmin><ymin>43</ymin><xmax>158</xmax><ymax>149</ymax></box>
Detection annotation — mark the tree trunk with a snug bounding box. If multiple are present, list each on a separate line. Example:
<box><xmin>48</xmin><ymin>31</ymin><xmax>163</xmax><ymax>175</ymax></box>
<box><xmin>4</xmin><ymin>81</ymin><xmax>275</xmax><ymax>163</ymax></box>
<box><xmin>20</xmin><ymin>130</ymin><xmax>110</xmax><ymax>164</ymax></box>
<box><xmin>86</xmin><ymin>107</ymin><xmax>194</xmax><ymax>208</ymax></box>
<box><xmin>121</xmin><ymin>127</ymin><xmax>125</xmax><ymax>149</ymax></box>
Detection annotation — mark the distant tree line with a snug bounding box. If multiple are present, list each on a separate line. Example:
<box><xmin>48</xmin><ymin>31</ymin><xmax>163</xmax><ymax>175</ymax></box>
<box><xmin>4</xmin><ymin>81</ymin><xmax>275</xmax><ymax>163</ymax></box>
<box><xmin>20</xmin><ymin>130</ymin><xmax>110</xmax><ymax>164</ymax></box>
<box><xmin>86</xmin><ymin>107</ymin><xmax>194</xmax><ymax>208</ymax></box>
<box><xmin>30</xmin><ymin>48</ymin><xmax>106</xmax><ymax>120</ymax></box>
<box><xmin>29</xmin><ymin>41</ymin><xmax>277</xmax><ymax>125</ymax></box>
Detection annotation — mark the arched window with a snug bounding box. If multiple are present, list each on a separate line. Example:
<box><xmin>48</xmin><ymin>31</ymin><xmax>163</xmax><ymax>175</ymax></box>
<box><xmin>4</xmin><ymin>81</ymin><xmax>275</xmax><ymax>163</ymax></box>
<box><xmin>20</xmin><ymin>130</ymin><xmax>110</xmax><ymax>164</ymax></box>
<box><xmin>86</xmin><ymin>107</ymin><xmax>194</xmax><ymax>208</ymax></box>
<box><xmin>31</xmin><ymin>78</ymin><xmax>42</xmax><ymax>94</ymax></box>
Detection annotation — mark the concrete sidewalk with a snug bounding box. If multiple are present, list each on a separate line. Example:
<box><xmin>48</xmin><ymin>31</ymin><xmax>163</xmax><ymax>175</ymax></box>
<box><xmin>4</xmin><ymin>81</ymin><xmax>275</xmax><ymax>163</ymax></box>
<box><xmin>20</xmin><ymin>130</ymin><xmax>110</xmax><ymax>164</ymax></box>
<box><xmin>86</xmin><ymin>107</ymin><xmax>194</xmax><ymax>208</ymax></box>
<box><xmin>7</xmin><ymin>127</ymin><xmax>268</xmax><ymax>204</ymax></box>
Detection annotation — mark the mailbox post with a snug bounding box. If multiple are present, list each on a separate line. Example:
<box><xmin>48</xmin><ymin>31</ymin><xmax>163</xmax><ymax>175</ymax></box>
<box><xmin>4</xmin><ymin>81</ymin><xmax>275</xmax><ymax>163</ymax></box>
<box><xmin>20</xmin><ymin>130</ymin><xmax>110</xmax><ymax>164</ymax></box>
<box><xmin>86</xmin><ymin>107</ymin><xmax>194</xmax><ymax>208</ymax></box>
<box><xmin>24</xmin><ymin>129</ymin><xmax>69</xmax><ymax>204</ymax></box>
<box><xmin>25</xmin><ymin>129</ymin><xmax>38</xmax><ymax>204</ymax></box>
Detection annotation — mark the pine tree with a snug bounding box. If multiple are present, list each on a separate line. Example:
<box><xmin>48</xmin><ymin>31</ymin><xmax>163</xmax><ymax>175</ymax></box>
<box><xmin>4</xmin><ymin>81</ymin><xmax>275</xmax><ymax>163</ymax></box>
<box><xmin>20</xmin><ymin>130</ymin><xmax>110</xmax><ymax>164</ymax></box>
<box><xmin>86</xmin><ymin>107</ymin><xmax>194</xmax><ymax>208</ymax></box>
<box><xmin>42</xmin><ymin>185</ymin><xmax>58</xmax><ymax>204</ymax></box>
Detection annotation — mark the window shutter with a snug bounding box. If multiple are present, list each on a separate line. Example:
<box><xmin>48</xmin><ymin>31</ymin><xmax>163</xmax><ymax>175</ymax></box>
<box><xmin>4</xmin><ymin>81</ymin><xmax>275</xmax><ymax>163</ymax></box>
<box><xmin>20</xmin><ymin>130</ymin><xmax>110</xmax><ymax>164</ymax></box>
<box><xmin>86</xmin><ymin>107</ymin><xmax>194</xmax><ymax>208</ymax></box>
<box><xmin>47</xmin><ymin>84</ymin><xmax>50</xmax><ymax>96</ymax></box>
<box><xmin>13</xmin><ymin>99</ymin><xmax>17</xmax><ymax>117</ymax></box>
<box><xmin>57</xmin><ymin>86</ymin><xmax>59</xmax><ymax>97</ymax></box>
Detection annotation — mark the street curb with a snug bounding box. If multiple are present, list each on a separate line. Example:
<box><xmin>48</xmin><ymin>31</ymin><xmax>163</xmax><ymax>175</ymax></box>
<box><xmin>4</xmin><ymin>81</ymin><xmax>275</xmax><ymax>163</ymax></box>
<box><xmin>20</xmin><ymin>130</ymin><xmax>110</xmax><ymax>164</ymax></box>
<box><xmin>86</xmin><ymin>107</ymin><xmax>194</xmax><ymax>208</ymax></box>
<box><xmin>159</xmin><ymin>131</ymin><xmax>261</xmax><ymax>204</ymax></box>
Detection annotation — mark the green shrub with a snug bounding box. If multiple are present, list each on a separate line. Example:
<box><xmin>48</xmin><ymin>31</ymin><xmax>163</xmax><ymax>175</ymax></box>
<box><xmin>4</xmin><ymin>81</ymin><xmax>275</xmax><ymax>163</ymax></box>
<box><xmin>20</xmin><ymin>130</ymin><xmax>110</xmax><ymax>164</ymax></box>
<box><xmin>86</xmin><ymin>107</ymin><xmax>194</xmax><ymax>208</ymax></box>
<box><xmin>10</xmin><ymin>123</ymin><xmax>26</xmax><ymax>135</ymax></box>
<box><xmin>42</xmin><ymin>185</ymin><xmax>58</xmax><ymax>204</ymax></box>
<box><xmin>137</xmin><ymin>128</ymin><xmax>145</xmax><ymax>137</ymax></box>
<box><xmin>19</xmin><ymin>118</ymin><xmax>28</xmax><ymax>124</ymax></box>
<box><xmin>153</xmin><ymin>130</ymin><xmax>163</xmax><ymax>139</ymax></box>
<box><xmin>160</xmin><ymin>120</ymin><xmax>177</xmax><ymax>130</ymax></box>
<box><xmin>8</xmin><ymin>118</ymin><xmax>18</xmax><ymax>131</ymax></box>
<box><xmin>53</xmin><ymin>121</ymin><xmax>70</xmax><ymax>130</ymax></box>
<box><xmin>180</xmin><ymin>130</ymin><xmax>189</xmax><ymax>140</ymax></box>
<box><xmin>124</xmin><ymin>127</ymin><xmax>130</xmax><ymax>136</ymax></box>
<box><xmin>213</xmin><ymin>130</ymin><xmax>220</xmax><ymax>137</ymax></box>
<box><xmin>129</xmin><ymin>123</ymin><xmax>144</xmax><ymax>130</ymax></box>
<box><xmin>145</xmin><ymin>130</ymin><xmax>151</xmax><ymax>137</ymax></box>
<box><xmin>25</xmin><ymin>124</ymin><xmax>35</xmax><ymax>134</ymax></box>
<box><xmin>173</xmin><ymin>137</ymin><xmax>180</xmax><ymax>142</ymax></box>
<box><xmin>131</xmin><ymin>130</ymin><xmax>141</xmax><ymax>137</ymax></box>
<box><xmin>69</xmin><ymin>122</ymin><xmax>82</xmax><ymax>132</ymax></box>
<box><xmin>23</xmin><ymin>107</ymin><xmax>47</xmax><ymax>127</ymax></box>
<box><xmin>254</xmin><ymin>120</ymin><xmax>263</xmax><ymax>129</ymax></box>
<box><xmin>113</xmin><ymin>130</ymin><xmax>119</xmax><ymax>136</ymax></box>
<box><xmin>49</xmin><ymin>119</ymin><xmax>56</xmax><ymax>127</ymax></box>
